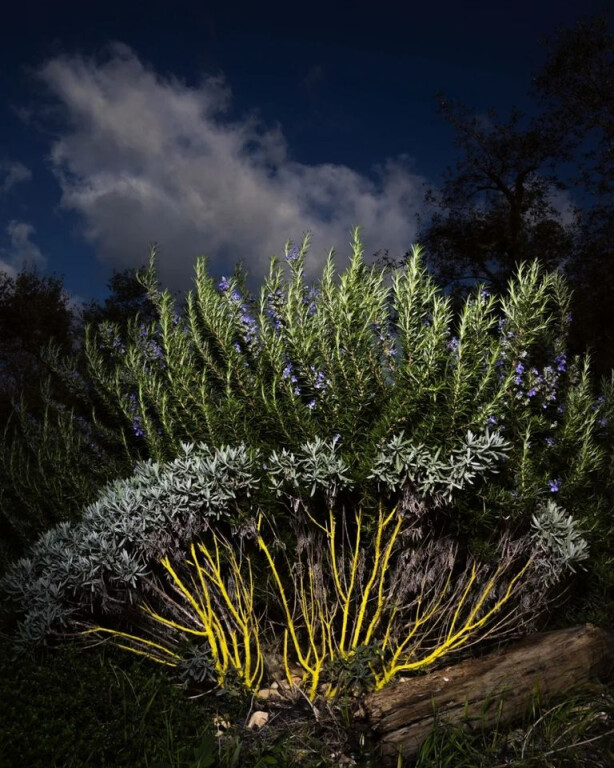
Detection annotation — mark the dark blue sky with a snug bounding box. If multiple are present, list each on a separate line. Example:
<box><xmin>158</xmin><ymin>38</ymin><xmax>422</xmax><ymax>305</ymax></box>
<box><xmin>0</xmin><ymin>0</ymin><xmax>611</xmax><ymax>309</ymax></box>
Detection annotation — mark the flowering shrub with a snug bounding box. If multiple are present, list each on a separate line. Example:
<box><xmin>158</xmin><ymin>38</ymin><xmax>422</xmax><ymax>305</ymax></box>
<box><xmin>0</xmin><ymin>226</ymin><xmax>609</xmax><ymax>698</ymax></box>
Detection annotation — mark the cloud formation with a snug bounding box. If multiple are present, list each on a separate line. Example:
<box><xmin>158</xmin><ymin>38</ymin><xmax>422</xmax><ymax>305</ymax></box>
<box><xmin>37</xmin><ymin>43</ymin><xmax>427</xmax><ymax>300</ymax></box>
<box><xmin>0</xmin><ymin>161</ymin><xmax>32</xmax><ymax>195</ymax></box>
<box><xmin>0</xmin><ymin>220</ymin><xmax>46</xmax><ymax>278</ymax></box>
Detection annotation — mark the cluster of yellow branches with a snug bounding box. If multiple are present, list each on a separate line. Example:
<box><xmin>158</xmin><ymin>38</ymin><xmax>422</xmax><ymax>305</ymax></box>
<box><xmin>82</xmin><ymin>538</ymin><xmax>264</xmax><ymax>691</ymax></box>
<box><xmin>258</xmin><ymin>502</ymin><xmax>532</xmax><ymax>696</ymax></box>
<box><xmin>81</xmin><ymin>501</ymin><xmax>534</xmax><ymax>700</ymax></box>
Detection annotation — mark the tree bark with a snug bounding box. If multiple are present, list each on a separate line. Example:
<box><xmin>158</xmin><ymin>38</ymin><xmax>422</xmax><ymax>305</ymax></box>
<box><xmin>361</xmin><ymin>624</ymin><xmax>614</xmax><ymax>765</ymax></box>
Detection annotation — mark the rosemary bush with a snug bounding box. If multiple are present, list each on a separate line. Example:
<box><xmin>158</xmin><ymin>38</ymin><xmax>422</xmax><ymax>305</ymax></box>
<box><xmin>1</xmin><ymin>226</ymin><xmax>609</xmax><ymax>699</ymax></box>
<box><xmin>78</xmin><ymin>227</ymin><xmax>609</xmax><ymax>557</ymax></box>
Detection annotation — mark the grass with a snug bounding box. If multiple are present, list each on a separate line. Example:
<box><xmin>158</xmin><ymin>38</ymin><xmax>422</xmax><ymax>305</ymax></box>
<box><xmin>1</xmin><ymin>625</ymin><xmax>613</xmax><ymax>767</ymax></box>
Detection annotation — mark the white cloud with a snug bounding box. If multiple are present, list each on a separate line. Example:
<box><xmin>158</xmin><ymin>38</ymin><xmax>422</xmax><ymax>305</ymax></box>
<box><xmin>0</xmin><ymin>220</ymin><xmax>46</xmax><ymax>277</ymax></box>
<box><xmin>0</xmin><ymin>161</ymin><xmax>32</xmax><ymax>194</ymax></box>
<box><xmin>37</xmin><ymin>43</ymin><xmax>428</xmax><ymax>300</ymax></box>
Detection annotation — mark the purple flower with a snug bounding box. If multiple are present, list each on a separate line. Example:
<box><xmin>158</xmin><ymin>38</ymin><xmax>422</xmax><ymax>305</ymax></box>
<box><xmin>132</xmin><ymin>419</ymin><xmax>145</xmax><ymax>438</ymax></box>
<box><xmin>307</xmin><ymin>400</ymin><xmax>316</xmax><ymax>410</ymax></box>
<box><xmin>286</xmin><ymin>243</ymin><xmax>300</xmax><ymax>262</ymax></box>
<box><xmin>219</xmin><ymin>276</ymin><xmax>230</xmax><ymax>292</ymax></box>
<box><xmin>488</xmin><ymin>415</ymin><xmax>497</xmax><ymax>425</ymax></box>
<box><xmin>554</xmin><ymin>354</ymin><xmax>567</xmax><ymax>373</ymax></box>
<box><xmin>314</xmin><ymin>370</ymin><xmax>327</xmax><ymax>390</ymax></box>
<box><xmin>447</xmin><ymin>337</ymin><xmax>459</xmax><ymax>353</ymax></box>
<box><xmin>150</xmin><ymin>341</ymin><xmax>164</xmax><ymax>359</ymax></box>
<box><xmin>515</xmin><ymin>362</ymin><xmax>525</xmax><ymax>375</ymax></box>
<box><xmin>545</xmin><ymin>436</ymin><xmax>555</xmax><ymax>447</ymax></box>
<box><xmin>527</xmin><ymin>388</ymin><xmax>537</xmax><ymax>398</ymax></box>
<box><xmin>548</xmin><ymin>478</ymin><xmax>561</xmax><ymax>493</ymax></box>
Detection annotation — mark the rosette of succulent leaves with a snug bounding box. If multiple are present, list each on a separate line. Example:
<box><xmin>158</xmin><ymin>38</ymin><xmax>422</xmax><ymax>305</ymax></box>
<box><xmin>0</xmin><ymin>227</ymin><xmax>598</xmax><ymax>698</ymax></box>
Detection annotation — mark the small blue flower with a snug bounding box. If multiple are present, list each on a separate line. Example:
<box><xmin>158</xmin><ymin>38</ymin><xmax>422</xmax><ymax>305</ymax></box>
<box><xmin>554</xmin><ymin>354</ymin><xmax>567</xmax><ymax>373</ymax></box>
<box><xmin>219</xmin><ymin>276</ymin><xmax>230</xmax><ymax>292</ymax></box>
<box><xmin>314</xmin><ymin>371</ymin><xmax>327</xmax><ymax>390</ymax></box>
<box><xmin>286</xmin><ymin>243</ymin><xmax>300</xmax><ymax>262</ymax></box>
<box><xmin>488</xmin><ymin>415</ymin><xmax>497</xmax><ymax>425</ymax></box>
<box><xmin>545</xmin><ymin>436</ymin><xmax>555</xmax><ymax>447</ymax></box>
<box><xmin>447</xmin><ymin>337</ymin><xmax>459</xmax><ymax>353</ymax></box>
<box><xmin>132</xmin><ymin>419</ymin><xmax>145</xmax><ymax>438</ymax></box>
<box><xmin>282</xmin><ymin>364</ymin><xmax>292</xmax><ymax>380</ymax></box>
<box><xmin>515</xmin><ymin>362</ymin><xmax>525</xmax><ymax>375</ymax></box>
<box><xmin>527</xmin><ymin>387</ymin><xmax>537</xmax><ymax>398</ymax></box>
<box><xmin>548</xmin><ymin>478</ymin><xmax>561</xmax><ymax>493</ymax></box>
<box><xmin>307</xmin><ymin>400</ymin><xmax>316</xmax><ymax>410</ymax></box>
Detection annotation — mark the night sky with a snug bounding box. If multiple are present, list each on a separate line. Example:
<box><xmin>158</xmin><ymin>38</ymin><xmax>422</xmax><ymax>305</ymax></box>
<box><xmin>0</xmin><ymin>0</ymin><xmax>610</xmax><ymax>310</ymax></box>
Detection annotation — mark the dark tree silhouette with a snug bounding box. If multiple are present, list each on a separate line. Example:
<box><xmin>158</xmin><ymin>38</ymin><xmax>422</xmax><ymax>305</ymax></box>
<box><xmin>0</xmin><ymin>269</ymin><xmax>76</xmax><ymax>425</ymax></box>
<box><xmin>415</xmin><ymin>99</ymin><xmax>578</xmax><ymax>298</ymax></box>
<box><xmin>532</xmin><ymin>10</ymin><xmax>614</xmax><ymax>377</ymax></box>
<box><xmin>372</xmin><ymin>10</ymin><xmax>614</xmax><ymax>376</ymax></box>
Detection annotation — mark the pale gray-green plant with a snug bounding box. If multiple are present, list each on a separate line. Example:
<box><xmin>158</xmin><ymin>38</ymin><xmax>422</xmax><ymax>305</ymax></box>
<box><xmin>531</xmin><ymin>499</ymin><xmax>590</xmax><ymax>576</ymax></box>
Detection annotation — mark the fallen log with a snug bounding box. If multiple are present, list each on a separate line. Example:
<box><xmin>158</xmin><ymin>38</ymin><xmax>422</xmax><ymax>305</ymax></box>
<box><xmin>361</xmin><ymin>624</ymin><xmax>614</xmax><ymax>765</ymax></box>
